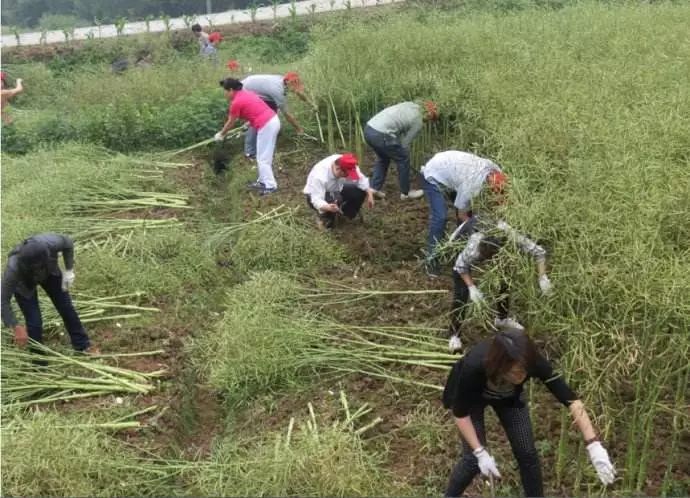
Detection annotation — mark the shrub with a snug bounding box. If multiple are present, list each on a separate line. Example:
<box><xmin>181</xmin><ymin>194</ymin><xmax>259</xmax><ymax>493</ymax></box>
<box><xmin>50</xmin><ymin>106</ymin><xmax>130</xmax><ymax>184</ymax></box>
<box><xmin>1</xmin><ymin>410</ymin><xmax>174</xmax><ymax>496</ymax></box>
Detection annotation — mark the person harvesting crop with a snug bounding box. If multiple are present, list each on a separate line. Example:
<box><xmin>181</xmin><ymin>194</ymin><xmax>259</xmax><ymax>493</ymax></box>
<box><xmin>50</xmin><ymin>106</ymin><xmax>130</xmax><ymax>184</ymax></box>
<box><xmin>364</xmin><ymin>101</ymin><xmax>439</xmax><ymax>200</ymax></box>
<box><xmin>1</xmin><ymin>233</ymin><xmax>99</xmax><ymax>354</ymax></box>
<box><xmin>420</xmin><ymin>150</ymin><xmax>507</xmax><ymax>275</ymax></box>
<box><xmin>443</xmin><ymin>329</ymin><xmax>616</xmax><ymax>497</ymax></box>
<box><xmin>215</xmin><ymin>78</ymin><xmax>281</xmax><ymax>196</ymax></box>
<box><xmin>1</xmin><ymin>72</ymin><xmax>23</xmax><ymax>124</ymax></box>
<box><xmin>303</xmin><ymin>153</ymin><xmax>375</xmax><ymax>230</ymax></box>
<box><xmin>241</xmin><ymin>72</ymin><xmax>316</xmax><ymax>159</ymax></box>
<box><xmin>191</xmin><ymin>24</ymin><xmax>221</xmax><ymax>59</ymax></box>
<box><xmin>446</xmin><ymin>215</ymin><xmax>552</xmax><ymax>352</ymax></box>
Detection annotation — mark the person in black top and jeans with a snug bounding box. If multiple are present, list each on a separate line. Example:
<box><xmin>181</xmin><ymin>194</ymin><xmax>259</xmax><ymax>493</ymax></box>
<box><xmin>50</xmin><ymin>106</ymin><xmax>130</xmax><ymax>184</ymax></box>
<box><xmin>1</xmin><ymin>233</ymin><xmax>98</xmax><ymax>354</ymax></box>
<box><xmin>442</xmin><ymin>329</ymin><xmax>615</xmax><ymax>496</ymax></box>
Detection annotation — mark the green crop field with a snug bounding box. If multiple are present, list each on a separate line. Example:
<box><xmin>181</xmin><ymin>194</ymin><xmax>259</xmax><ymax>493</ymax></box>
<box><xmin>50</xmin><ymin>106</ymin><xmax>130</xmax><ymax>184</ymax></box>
<box><xmin>1</xmin><ymin>1</ymin><xmax>688</xmax><ymax>496</ymax></box>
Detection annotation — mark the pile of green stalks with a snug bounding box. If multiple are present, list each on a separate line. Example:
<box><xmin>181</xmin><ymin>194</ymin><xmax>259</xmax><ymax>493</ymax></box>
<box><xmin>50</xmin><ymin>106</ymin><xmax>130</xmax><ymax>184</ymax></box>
<box><xmin>2</xmin><ymin>341</ymin><xmax>164</xmax><ymax>408</ymax></box>
<box><xmin>205</xmin><ymin>205</ymin><xmax>298</xmax><ymax>250</ymax></box>
<box><xmin>67</xmin><ymin>186</ymin><xmax>190</xmax><ymax>215</ymax></box>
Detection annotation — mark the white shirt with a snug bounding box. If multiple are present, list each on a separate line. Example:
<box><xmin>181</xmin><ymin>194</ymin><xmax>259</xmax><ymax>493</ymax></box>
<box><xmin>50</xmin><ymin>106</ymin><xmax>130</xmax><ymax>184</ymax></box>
<box><xmin>421</xmin><ymin>151</ymin><xmax>501</xmax><ymax>210</ymax></box>
<box><xmin>303</xmin><ymin>154</ymin><xmax>371</xmax><ymax>211</ymax></box>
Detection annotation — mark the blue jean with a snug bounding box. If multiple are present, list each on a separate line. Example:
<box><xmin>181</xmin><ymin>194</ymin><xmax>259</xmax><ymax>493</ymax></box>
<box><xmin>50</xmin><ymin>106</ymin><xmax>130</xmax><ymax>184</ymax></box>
<box><xmin>422</xmin><ymin>176</ymin><xmax>448</xmax><ymax>263</ymax></box>
<box><xmin>364</xmin><ymin>125</ymin><xmax>411</xmax><ymax>195</ymax></box>
<box><xmin>14</xmin><ymin>273</ymin><xmax>90</xmax><ymax>351</ymax></box>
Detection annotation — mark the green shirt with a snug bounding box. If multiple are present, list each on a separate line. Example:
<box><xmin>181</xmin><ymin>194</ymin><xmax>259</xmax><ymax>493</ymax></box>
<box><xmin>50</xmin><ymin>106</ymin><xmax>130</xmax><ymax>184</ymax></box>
<box><xmin>366</xmin><ymin>102</ymin><xmax>423</xmax><ymax>149</ymax></box>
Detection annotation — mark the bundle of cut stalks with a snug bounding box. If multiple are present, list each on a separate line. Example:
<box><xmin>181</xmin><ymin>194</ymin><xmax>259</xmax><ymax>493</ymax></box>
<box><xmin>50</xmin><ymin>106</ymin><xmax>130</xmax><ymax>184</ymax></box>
<box><xmin>2</xmin><ymin>341</ymin><xmax>164</xmax><ymax>408</ymax></box>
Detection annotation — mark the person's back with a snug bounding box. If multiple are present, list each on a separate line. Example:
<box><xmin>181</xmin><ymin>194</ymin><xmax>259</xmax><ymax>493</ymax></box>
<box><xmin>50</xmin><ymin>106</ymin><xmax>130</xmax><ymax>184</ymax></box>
<box><xmin>367</xmin><ymin>102</ymin><xmax>422</xmax><ymax>143</ymax></box>
<box><xmin>241</xmin><ymin>75</ymin><xmax>286</xmax><ymax>110</ymax></box>
<box><xmin>230</xmin><ymin>90</ymin><xmax>276</xmax><ymax>130</ymax></box>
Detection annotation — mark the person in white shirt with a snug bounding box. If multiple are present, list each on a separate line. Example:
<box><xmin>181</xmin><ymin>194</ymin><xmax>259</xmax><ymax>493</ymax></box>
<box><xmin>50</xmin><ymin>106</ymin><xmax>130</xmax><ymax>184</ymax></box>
<box><xmin>420</xmin><ymin>150</ymin><xmax>507</xmax><ymax>276</ymax></box>
<box><xmin>303</xmin><ymin>153</ymin><xmax>375</xmax><ymax>230</ymax></box>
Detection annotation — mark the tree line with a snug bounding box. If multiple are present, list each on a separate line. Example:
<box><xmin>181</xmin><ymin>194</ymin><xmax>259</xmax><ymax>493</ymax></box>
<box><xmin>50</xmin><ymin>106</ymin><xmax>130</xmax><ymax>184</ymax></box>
<box><xmin>2</xmin><ymin>0</ymin><xmax>270</xmax><ymax>28</ymax></box>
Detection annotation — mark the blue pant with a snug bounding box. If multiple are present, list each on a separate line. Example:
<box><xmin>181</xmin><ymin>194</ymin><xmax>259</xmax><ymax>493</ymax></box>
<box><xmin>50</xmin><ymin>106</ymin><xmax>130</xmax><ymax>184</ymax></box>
<box><xmin>14</xmin><ymin>273</ymin><xmax>90</xmax><ymax>351</ymax></box>
<box><xmin>364</xmin><ymin>125</ymin><xmax>412</xmax><ymax>195</ymax></box>
<box><xmin>422</xmin><ymin>176</ymin><xmax>448</xmax><ymax>264</ymax></box>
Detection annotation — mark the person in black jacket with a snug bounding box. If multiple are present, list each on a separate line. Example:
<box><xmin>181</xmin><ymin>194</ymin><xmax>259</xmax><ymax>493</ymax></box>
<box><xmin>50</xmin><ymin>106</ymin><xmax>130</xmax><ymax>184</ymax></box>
<box><xmin>1</xmin><ymin>233</ymin><xmax>98</xmax><ymax>354</ymax></box>
<box><xmin>442</xmin><ymin>329</ymin><xmax>615</xmax><ymax>497</ymax></box>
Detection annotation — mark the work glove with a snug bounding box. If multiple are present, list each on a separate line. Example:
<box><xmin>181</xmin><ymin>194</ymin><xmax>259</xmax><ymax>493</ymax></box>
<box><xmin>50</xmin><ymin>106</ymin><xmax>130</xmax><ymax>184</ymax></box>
<box><xmin>448</xmin><ymin>335</ymin><xmax>463</xmax><ymax>353</ymax></box>
<box><xmin>586</xmin><ymin>441</ymin><xmax>616</xmax><ymax>485</ymax></box>
<box><xmin>473</xmin><ymin>447</ymin><xmax>501</xmax><ymax>479</ymax></box>
<box><xmin>538</xmin><ymin>274</ymin><xmax>552</xmax><ymax>295</ymax></box>
<box><xmin>214</xmin><ymin>131</ymin><xmax>225</xmax><ymax>142</ymax></box>
<box><xmin>468</xmin><ymin>285</ymin><xmax>484</xmax><ymax>304</ymax></box>
<box><xmin>61</xmin><ymin>269</ymin><xmax>75</xmax><ymax>291</ymax></box>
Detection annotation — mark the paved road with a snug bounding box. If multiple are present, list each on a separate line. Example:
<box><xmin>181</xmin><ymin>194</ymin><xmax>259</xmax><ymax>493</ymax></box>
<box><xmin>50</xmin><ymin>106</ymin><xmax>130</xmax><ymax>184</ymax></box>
<box><xmin>1</xmin><ymin>0</ymin><xmax>402</xmax><ymax>48</ymax></box>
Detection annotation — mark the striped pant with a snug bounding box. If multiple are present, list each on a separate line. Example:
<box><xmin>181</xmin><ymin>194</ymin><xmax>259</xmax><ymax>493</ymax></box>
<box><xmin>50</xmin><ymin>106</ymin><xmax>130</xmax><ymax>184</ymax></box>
<box><xmin>445</xmin><ymin>402</ymin><xmax>543</xmax><ymax>497</ymax></box>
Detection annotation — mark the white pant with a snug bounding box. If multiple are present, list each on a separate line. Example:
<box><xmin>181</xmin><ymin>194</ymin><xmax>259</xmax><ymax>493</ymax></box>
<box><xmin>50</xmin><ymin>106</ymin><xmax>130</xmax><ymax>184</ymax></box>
<box><xmin>256</xmin><ymin>115</ymin><xmax>280</xmax><ymax>189</ymax></box>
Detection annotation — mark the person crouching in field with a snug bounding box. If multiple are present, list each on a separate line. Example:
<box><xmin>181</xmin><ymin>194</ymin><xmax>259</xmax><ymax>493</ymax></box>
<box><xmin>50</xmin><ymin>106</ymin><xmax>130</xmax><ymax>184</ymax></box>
<box><xmin>215</xmin><ymin>78</ymin><xmax>281</xmax><ymax>196</ymax></box>
<box><xmin>303</xmin><ymin>153</ymin><xmax>375</xmax><ymax>230</ymax></box>
<box><xmin>364</xmin><ymin>100</ymin><xmax>439</xmax><ymax>200</ymax></box>
<box><xmin>442</xmin><ymin>329</ymin><xmax>615</xmax><ymax>497</ymax></box>
<box><xmin>1</xmin><ymin>233</ymin><xmax>99</xmax><ymax>354</ymax></box>
<box><xmin>446</xmin><ymin>215</ymin><xmax>552</xmax><ymax>352</ymax></box>
<box><xmin>241</xmin><ymin>72</ymin><xmax>316</xmax><ymax>159</ymax></box>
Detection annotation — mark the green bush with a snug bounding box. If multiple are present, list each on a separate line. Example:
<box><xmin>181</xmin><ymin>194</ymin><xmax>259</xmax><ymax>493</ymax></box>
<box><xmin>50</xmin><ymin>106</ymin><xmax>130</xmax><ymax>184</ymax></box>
<box><xmin>1</xmin><ymin>411</ymin><xmax>174</xmax><ymax>496</ymax></box>
<box><xmin>186</xmin><ymin>400</ymin><xmax>403</xmax><ymax>496</ymax></box>
<box><xmin>191</xmin><ymin>272</ymin><xmax>320</xmax><ymax>406</ymax></box>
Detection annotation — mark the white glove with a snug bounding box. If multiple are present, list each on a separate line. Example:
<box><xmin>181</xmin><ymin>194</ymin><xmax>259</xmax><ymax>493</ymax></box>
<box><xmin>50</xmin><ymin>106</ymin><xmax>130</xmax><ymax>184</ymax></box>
<box><xmin>538</xmin><ymin>274</ymin><xmax>552</xmax><ymax>295</ymax></box>
<box><xmin>61</xmin><ymin>269</ymin><xmax>75</xmax><ymax>291</ymax></box>
<box><xmin>587</xmin><ymin>441</ymin><xmax>616</xmax><ymax>485</ymax></box>
<box><xmin>468</xmin><ymin>285</ymin><xmax>484</xmax><ymax>304</ymax></box>
<box><xmin>214</xmin><ymin>131</ymin><xmax>225</xmax><ymax>142</ymax></box>
<box><xmin>473</xmin><ymin>447</ymin><xmax>501</xmax><ymax>479</ymax></box>
<box><xmin>448</xmin><ymin>335</ymin><xmax>463</xmax><ymax>353</ymax></box>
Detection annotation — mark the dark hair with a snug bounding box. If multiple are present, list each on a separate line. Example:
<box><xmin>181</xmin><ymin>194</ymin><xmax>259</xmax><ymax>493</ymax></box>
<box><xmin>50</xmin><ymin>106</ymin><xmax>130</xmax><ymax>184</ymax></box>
<box><xmin>191</xmin><ymin>23</ymin><xmax>202</xmax><ymax>32</ymax></box>
<box><xmin>485</xmin><ymin>330</ymin><xmax>537</xmax><ymax>383</ymax></box>
<box><xmin>219</xmin><ymin>78</ymin><xmax>243</xmax><ymax>91</ymax></box>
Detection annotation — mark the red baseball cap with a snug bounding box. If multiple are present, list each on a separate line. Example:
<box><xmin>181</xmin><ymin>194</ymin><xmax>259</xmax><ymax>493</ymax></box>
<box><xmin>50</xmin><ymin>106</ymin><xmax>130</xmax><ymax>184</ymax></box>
<box><xmin>283</xmin><ymin>71</ymin><xmax>304</xmax><ymax>91</ymax></box>
<box><xmin>487</xmin><ymin>170</ymin><xmax>507</xmax><ymax>193</ymax></box>
<box><xmin>337</xmin><ymin>153</ymin><xmax>360</xmax><ymax>180</ymax></box>
<box><xmin>208</xmin><ymin>32</ymin><xmax>223</xmax><ymax>43</ymax></box>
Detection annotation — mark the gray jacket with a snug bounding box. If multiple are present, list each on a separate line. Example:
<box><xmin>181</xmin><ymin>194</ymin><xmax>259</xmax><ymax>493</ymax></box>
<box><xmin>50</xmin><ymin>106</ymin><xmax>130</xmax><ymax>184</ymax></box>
<box><xmin>1</xmin><ymin>233</ymin><xmax>74</xmax><ymax>327</ymax></box>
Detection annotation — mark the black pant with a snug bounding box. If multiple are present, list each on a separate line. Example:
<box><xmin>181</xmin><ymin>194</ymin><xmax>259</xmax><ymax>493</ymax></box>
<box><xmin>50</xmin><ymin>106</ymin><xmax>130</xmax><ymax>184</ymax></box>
<box><xmin>445</xmin><ymin>402</ymin><xmax>543</xmax><ymax>497</ymax></box>
<box><xmin>450</xmin><ymin>271</ymin><xmax>509</xmax><ymax>336</ymax></box>
<box><xmin>305</xmin><ymin>185</ymin><xmax>366</xmax><ymax>228</ymax></box>
<box><xmin>14</xmin><ymin>273</ymin><xmax>91</xmax><ymax>351</ymax></box>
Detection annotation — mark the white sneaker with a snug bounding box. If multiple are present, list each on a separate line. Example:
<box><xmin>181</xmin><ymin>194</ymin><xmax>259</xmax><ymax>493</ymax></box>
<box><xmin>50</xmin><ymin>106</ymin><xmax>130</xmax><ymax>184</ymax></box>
<box><xmin>448</xmin><ymin>335</ymin><xmax>463</xmax><ymax>353</ymax></box>
<box><xmin>400</xmin><ymin>189</ymin><xmax>424</xmax><ymax>200</ymax></box>
<box><xmin>372</xmin><ymin>190</ymin><xmax>386</xmax><ymax>199</ymax></box>
<box><xmin>494</xmin><ymin>317</ymin><xmax>525</xmax><ymax>331</ymax></box>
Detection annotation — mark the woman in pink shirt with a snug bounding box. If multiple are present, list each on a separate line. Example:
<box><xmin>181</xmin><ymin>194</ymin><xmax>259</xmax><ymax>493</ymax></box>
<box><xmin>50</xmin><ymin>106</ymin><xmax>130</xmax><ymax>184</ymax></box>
<box><xmin>215</xmin><ymin>78</ymin><xmax>281</xmax><ymax>195</ymax></box>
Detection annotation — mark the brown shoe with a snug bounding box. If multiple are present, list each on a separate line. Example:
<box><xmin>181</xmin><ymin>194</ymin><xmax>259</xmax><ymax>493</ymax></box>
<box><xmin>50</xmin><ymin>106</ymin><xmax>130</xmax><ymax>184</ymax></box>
<box><xmin>84</xmin><ymin>345</ymin><xmax>101</xmax><ymax>356</ymax></box>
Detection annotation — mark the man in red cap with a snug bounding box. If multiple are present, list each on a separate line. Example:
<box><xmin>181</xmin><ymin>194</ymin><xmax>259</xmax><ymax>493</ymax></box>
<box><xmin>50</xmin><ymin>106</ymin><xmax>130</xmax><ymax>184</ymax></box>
<box><xmin>241</xmin><ymin>71</ymin><xmax>315</xmax><ymax>159</ymax></box>
<box><xmin>303</xmin><ymin>153</ymin><xmax>376</xmax><ymax>229</ymax></box>
<box><xmin>1</xmin><ymin>72</ymin><xmax>24</xmax><ymax>124</ymax></box>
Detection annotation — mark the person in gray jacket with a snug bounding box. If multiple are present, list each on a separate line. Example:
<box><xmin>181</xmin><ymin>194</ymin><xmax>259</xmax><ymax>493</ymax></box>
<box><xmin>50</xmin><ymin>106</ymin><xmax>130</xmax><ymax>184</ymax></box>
<box><xmin>1</xmin><ymin>233</ymin><xmax>98</xmax><ymax>354</ymax></box>
<box><xmin>447</xmin><ymin>216</ymin><xmax>552</xmax><ymax>353</ymax></box>
<box><xmin>364</xmin><ymin>100</ymin><xmax>438</xmax><ymax>200</ymax></box>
